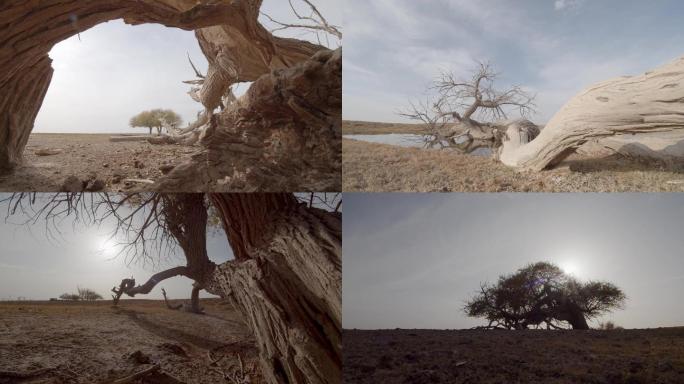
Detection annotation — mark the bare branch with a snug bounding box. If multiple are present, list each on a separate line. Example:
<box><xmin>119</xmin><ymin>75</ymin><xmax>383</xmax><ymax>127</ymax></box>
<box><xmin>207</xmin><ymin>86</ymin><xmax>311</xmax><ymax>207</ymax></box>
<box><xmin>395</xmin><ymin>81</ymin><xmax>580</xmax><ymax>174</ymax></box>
<box><xmin>260</xmin><ymin>0</ymin><xmax>342</xmax><ymax>41</ymax></box>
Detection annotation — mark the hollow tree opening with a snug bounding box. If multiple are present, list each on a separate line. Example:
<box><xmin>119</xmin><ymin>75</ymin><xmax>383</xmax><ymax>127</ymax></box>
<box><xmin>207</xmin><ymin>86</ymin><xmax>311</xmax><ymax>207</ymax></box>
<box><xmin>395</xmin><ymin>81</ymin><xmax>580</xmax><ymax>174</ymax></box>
<box><xmin>0</xmin><ymin>1</ymin><xmax>342</xmax><ymax>191</ymax></box>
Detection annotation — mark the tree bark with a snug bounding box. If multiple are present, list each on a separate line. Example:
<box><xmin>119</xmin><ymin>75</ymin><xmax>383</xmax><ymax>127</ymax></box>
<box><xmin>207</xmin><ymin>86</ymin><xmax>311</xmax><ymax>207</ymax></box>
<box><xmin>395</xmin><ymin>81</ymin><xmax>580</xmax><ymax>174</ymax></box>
<box><xmin>204</xmin><ymin>193</ymin><xmax>341</xmax><ymax>384</ymax></box>
<box><xmin>0</xmin><ymin>55</ymin><xmax>52</xmax><ymax>171</ymax></box>
<box><xmin>499</xmin><ymin>56</ymin><xmax>684</xmax><ymax>170</ymax></box>
<box><xmin>156</xmin><ymin>48</ymin><xmax>342</xmax><ymax>192</ymax></box>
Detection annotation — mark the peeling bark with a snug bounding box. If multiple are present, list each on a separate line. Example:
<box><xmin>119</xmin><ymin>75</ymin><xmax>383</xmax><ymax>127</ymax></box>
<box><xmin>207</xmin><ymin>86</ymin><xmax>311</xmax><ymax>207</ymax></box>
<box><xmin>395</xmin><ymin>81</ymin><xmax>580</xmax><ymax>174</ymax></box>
<box><xmin>157</xmin><ymin>49</ymin><xmax>342</xmax><ymax>192</ymax></box>
<box><xmin>205</xmin><ymin>193</ymin><xmax>341</xmax><ymax>384</ymax></box>
<box><xmin>500</xmin><ymin>56</ymin><xmax>684</xmax><ymax>170</ymax></box>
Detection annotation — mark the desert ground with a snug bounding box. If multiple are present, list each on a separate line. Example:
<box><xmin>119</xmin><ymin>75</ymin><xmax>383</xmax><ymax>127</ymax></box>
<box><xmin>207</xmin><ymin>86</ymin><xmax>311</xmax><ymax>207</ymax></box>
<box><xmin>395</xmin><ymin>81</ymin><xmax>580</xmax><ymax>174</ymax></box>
<box><xmin>343</xmin><ymin>328</ymin><xmax>684</xmax><ymax>384</ymax></box>
<box><xmin>342</xmin><ymin>121</ymin><xmax>684</xmax><ymax>192</ymax></box>
<box><xmin>0</xmin><ymin>299</ymin><xmax>260</xmax><ymax>383</ymax></box>
<box><xmin>0</xmin><ymin>134</ymin><xmax>197</xmax><ymax>192</ymax></box>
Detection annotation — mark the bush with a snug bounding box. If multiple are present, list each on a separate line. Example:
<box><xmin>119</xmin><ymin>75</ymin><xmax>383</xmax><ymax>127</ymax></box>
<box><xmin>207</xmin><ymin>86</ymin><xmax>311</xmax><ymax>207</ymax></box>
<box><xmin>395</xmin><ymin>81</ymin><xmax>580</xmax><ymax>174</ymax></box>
<box><xmin>59</xmin><ymin>287</ymin><xmax>103</xmax><ymax>301</ymax></box>
<box><xmin>59</xmin><ymin>293</ymin><xmax>80</xmax><ymax>301</ymax></box>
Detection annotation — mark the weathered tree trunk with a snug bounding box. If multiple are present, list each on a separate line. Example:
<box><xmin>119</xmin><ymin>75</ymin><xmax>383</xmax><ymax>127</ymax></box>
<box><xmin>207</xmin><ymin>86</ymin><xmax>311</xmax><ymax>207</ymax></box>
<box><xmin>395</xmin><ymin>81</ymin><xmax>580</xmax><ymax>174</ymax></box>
<box><xmin>156</xmin><ymin>48</ymin><xmax>342</xmax><ymax>192</ymax></box>
<box><xmin>205</xmin><ymin>194</ymin><xmax>341</xmax><ymax>384</ymax></box>
<box><xmin>111</xmin><ymin>193</ymin><xmax>341</xmax><ymax>383</ymax></box>
<box><xmin>0</xmin><ymin>56</ymin><xmax>52</xmax><ymax>171</ymax></box>
<box><xmin>500</xmin><ymin>56</ymin><xmax>684</xmax><ymax>170</ymax></box>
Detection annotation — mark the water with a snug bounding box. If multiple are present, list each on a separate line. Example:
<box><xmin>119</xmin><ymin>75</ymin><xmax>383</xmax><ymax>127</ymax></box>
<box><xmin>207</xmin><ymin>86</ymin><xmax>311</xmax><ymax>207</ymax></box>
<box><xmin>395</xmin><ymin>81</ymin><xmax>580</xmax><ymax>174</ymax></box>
<box><xmin>343</xmin><ymin>134</ymin><xmax>425</xmax><ymax>148</ymax></box>
<box><xmin>344</xmin><ymin>134</ymin><xmax>492</xmax><ymax>156</ymax></box>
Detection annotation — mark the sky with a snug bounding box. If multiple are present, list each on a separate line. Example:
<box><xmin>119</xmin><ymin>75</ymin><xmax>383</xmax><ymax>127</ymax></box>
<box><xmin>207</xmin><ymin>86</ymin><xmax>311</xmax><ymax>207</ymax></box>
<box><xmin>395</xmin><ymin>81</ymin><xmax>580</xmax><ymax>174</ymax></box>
<box><xmin>343</xmin><ymin>193</ymin><xmax>684</xmax><ymax>330</ymax></box>
<box><xmin>34</xmin><ymin>0</ymin><xmax>342</xmax><ymax>133</ymax></box>
<box><xmin>343</xmin><ymin>0</ymin><xmax>684</xmax><ymax>124</ymax></box>
<box><xmin>0</xmin><ymin>194</ymin><xmax>232</xmax><ymax>301</ymax></box>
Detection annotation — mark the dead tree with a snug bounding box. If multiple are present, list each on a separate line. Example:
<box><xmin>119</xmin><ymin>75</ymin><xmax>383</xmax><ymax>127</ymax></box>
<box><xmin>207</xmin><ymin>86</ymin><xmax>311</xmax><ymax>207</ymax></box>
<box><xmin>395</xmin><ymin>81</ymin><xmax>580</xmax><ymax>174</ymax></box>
<box><xmin>3</xmin><ymin>192</ymin><xmax>341</xmax><ymax>384</ymax></box>
<box><xmin>410</xmin><ymin>57</ymin><xmax>684</xmax><ymax>170</ymax></box>
<box><xmin>403</xmin><ymin>61</ymin><xmax>538</xmax><ymax>153</ymax></box>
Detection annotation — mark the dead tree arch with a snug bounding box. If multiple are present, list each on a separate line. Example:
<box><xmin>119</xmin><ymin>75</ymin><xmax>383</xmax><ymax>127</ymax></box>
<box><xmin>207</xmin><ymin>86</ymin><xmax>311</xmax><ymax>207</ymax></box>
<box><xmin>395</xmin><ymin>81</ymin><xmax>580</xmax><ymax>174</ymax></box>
<box><xmin>0</xmin><ymin>1</ymin><xmax>341</xmax><ymax>190</ymax></box>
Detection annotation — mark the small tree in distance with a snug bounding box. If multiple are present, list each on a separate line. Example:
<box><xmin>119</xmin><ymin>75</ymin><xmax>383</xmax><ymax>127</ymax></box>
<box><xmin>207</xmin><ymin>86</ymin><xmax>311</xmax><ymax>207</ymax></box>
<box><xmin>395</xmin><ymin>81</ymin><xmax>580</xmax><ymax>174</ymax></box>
<box><xmin>59</xmin><ymin>287</ymin><xmax>103</xmax><ymax>301</ymax></box>
<box><xmin>59</xmin><ymin>293</ymin><xmax>80</xmax><ymax>301</ymax></box>
<box><xmin>77</xmin><ymin>287</ymin><xmax>103</xmax><ymax>301</ymax></box>
<box><xmin>130</xmin><ymin>109</ymin><xmax>182</xmax><ymax>135</ymax></box>
<box><xmin>465</xmin><ymin>262</ymin><xmax>626</xmax><ymax>330</ymax></box>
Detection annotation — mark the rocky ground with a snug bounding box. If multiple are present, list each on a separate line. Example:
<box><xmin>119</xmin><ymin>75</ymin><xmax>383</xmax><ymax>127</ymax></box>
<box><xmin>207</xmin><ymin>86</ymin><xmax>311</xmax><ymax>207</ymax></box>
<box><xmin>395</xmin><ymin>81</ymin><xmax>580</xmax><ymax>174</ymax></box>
<box><xmin>343</xmin><ymin>328</ymin><xmax>684</xmax><ymax>384</ymax></box>
<box><xmin>0</xmin><ymin>133</ymin><xmax>197</xmax><ymax>192</ymax></box>
<box><xmin>0</xmin><ymin>300</ymin><xmax>261</xmax><ymax>384</ymax></box>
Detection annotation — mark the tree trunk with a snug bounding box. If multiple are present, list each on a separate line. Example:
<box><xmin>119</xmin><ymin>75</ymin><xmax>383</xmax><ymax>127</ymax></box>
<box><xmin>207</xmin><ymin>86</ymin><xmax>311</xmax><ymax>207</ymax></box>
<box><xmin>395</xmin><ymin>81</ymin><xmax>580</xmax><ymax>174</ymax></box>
<box><xmin>0</xmin><ymin>55</ymin><xmax>52</xmax><ymax>171</ymax></box>
<box><xmin>499</xmin><ymin>56</ymin><xmax>684</xmax><ymax>170</ymax></box>
<box><xmin>204</xmin><ymin>193</ymin><xmax>341</xmax><ymax>384</ymax></box>
<box><xmin>155</xmin><ymin>48</ymin><xmax>342</xmax><ymax>192</ymax></box>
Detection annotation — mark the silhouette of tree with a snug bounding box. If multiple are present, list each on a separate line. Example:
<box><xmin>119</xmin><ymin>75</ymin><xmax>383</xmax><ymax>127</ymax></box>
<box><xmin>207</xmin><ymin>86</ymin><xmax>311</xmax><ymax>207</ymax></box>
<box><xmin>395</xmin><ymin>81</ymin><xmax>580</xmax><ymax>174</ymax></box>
<box><xmin>465</xmin><ymin>262</ymin><xmax>625</xmax><ymax>330</ymax></box>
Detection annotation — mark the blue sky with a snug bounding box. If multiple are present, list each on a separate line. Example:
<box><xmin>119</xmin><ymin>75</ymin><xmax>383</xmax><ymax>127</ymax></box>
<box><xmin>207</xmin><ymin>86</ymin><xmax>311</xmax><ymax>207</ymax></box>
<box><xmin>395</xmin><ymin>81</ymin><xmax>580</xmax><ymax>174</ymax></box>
<box><xmin>343</xmin><ymin>193</ymin><xmax>684</xmax><ymax>329</ymax></box>
<box><xmin>34</xmin><ymin>0</ymin><xmax>341</xmax><ymax>133</ymax></box>
<box><xmin>343</xmin><ymin>0</ymin><xmax>684</xmax><ymax>123</ymax></box>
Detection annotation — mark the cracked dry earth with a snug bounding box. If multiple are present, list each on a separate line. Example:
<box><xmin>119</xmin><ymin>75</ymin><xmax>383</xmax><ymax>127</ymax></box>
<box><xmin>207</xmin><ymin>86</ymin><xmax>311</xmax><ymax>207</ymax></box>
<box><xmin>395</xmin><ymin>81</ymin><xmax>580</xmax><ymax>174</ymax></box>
<box><xmin>0</xmin><ymin>134</ymin><xmax>197</xmax><ymax>192</ymax></box>
<box><xmin>343</xmin><ymin>328</ymin><xmax>684</xmax><ymax>384</ymax></box>
<box><xmin>0</xmin><ymin>300</ymin><xmax>261</xmax><ymax>384</ymax></box>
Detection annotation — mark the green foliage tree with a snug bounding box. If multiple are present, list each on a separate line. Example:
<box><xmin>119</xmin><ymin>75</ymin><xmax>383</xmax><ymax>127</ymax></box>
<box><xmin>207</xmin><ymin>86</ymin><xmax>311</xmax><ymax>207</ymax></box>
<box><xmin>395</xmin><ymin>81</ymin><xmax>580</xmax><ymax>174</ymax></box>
<box><xmin>465</xmin><ymin>262</ymin><xmax>626</xmax><ymax>330</ymax></box>
<box><xmin>129</xmin><ymin>109</ymin><xmax>183</xmax><ymax>135</ymax></box>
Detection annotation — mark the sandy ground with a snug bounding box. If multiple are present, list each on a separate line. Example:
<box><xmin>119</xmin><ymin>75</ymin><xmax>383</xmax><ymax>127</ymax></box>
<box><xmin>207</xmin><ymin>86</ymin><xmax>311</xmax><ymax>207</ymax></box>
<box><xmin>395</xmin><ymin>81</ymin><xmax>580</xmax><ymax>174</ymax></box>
<box><xmin>0</xmin><ymin>300</ymin><xmax>261</xmax><ymax>384</ymax></box>
<box><xmin>343</xmin><ymin>328</ymin><xmax>684</xmax><ymax>384</ymax></box>
<box><xmin>0</xmin><ymin>134</ymin><xmax>197</xmax><ymax>192</ymax></box>
<box><xmin>343</xmin><ymin>139</ymin><xmax>684</xmax><ymax>192</ymax></box>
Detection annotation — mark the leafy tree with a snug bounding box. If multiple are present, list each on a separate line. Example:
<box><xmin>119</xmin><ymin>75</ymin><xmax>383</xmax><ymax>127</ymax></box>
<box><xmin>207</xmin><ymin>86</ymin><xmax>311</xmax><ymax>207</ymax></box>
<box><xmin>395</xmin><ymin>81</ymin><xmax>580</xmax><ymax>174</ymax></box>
<box><xmin>130</xmin><ymin>109</ymin><xmax>183</xmax><ymax>135</ymax></box>
<box><xmin>465</xmin><ymin>262</ymin><xmax>626</xmax><ymax>330</ymax></box>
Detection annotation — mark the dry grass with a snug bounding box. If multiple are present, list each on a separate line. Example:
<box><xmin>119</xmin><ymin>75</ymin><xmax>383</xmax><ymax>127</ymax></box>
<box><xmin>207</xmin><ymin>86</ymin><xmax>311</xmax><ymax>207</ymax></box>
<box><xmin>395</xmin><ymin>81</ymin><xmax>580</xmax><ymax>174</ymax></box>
<box><xmin>344</xmin><ymin>328</ymin><xmax>684</xmax><ymax>384</ymax></box>
<box><xmin>343</xmin><ymin>139</ymin><xmax>684</xmax><ymax>192</ymax></box>
<box><xmin>0</xmin><ymin>300</ymin><xmax>260</xmax><ymax>383</ymax></box>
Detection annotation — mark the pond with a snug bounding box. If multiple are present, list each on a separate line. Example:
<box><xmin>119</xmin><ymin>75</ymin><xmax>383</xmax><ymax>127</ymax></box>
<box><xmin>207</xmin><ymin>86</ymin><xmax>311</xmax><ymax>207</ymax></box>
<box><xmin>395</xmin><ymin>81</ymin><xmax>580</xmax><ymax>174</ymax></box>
<box><xmin>344</xmin><ymin>134</ymin><xmax>492</xmax><ymax>156</ymax></box>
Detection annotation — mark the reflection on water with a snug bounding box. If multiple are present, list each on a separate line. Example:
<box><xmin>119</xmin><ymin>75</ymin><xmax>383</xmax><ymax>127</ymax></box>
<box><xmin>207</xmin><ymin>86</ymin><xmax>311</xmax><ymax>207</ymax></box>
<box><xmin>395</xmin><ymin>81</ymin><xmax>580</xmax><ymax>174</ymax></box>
<box><xmin>344</xmin><ymin>134</ymin><xmax>492</xmax><ymax>156</ymax></box>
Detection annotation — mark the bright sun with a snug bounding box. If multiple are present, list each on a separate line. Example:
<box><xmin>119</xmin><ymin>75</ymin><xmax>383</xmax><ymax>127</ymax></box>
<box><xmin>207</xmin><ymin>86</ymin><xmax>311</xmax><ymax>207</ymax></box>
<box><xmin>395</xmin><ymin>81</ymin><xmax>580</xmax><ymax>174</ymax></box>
<box><xmin>559</xmin><ymin>260</ymin><xmax>581</xmax><ymax>276</ymax></box>
<box><xmin>98</xmin><ymin>237</ymin><xmax>119</xmax><ymax>258</ymax></box>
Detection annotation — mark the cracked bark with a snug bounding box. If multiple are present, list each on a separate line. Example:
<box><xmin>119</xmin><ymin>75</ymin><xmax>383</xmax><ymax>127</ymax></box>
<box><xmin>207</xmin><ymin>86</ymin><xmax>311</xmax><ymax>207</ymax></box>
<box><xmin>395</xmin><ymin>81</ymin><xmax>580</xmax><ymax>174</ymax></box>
<box><xmin>205</xmin><ymin>193</ymin><xmax>341</xmax><ymax>384</ymax></box>
<box><xmin>499</xmin><ymin>56</ymin><xmax>684</xmax><ymax>170</ymax></box>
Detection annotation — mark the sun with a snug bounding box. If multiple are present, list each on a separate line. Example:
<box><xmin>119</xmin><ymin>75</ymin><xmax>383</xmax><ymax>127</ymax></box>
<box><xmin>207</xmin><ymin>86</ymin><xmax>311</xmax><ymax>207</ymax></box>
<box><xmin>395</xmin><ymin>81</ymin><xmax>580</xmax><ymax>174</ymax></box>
<box><xmin>559</xmin><ymin>260</ymin><xmax>581</xmax><ymax>276</ymax></box>
<box><xmin>97</xmin><ymin>237</ymin><xmax>119</xmax><ymax>258</ymax></box>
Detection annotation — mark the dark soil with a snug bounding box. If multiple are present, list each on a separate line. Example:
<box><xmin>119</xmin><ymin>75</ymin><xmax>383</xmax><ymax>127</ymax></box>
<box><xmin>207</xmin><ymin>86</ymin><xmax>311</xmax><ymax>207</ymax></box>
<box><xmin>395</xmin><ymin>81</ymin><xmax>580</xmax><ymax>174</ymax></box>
<box><xmin>343</xmin><ymin>328</ymin><xmax>684</xmax><ymax>384</ymax></box>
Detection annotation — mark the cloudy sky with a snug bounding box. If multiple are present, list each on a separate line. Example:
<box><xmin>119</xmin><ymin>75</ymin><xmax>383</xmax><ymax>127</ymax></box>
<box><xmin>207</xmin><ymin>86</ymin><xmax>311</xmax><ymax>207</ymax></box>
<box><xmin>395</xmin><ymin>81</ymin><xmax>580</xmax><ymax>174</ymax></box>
<box><xmin>34</xmin><ymin>0</ymin><xmax>341</xmax><ymax>133</ymax></box>
<box><xmin>0</xmin><ymin>194</ymin><xmax>232</xmax><ymax>301</ymax></box>
<box><xmin>343</xmin><ymin>193</ymin><xmax>684</xmax><ymax>330</ymax></box>
<box><xmin>343</xmin><ymin>0</ymin><xmax>684</xmax><ymax>123</ymax></box>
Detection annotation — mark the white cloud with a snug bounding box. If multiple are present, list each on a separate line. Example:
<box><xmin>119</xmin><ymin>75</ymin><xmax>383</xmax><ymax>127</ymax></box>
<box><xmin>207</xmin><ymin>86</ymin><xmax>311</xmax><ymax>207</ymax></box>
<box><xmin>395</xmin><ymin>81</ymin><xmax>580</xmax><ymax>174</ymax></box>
<box><xmin>554</xmin><ymin>0</ymin><xmax>584</xmax><ymax>11</ymax></box>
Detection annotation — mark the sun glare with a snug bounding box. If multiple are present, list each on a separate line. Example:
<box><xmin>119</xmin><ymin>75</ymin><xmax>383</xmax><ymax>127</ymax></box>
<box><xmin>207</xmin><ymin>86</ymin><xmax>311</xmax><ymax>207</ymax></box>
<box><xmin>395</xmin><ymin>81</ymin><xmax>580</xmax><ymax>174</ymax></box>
<box><xmin>559</xmin><ymin>260</ymin><xmax>581</xmax><ymax>276</ymax></box>
<box><xmin>98</xmin><ymin>237</ymin><xmax>119</xmax><ymax>258</ymax></box>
